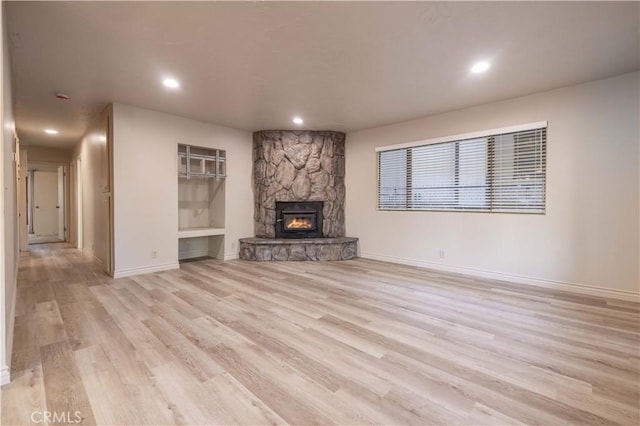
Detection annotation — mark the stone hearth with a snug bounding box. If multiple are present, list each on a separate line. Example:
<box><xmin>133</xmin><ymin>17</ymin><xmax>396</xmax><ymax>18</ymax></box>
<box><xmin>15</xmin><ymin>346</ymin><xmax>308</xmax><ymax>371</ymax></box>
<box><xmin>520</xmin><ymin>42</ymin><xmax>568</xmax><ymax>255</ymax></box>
<box><xmin>239</xmin><ymin>237</ymin><xmax>358</xmax><ymax>261</ymax></box>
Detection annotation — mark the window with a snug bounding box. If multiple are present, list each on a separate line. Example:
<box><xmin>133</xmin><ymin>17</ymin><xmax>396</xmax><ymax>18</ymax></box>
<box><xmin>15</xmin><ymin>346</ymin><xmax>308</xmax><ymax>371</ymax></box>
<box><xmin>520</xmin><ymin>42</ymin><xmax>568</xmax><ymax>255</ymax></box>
<box><xmin>377</xmin><ymin>123</ymin><xmax>546</xmax><ymax>213</ymax></box>
<box><xmin>377</xmin><ymin>149</ymin><xmax>407</xmax><ymax>209</ymax></box>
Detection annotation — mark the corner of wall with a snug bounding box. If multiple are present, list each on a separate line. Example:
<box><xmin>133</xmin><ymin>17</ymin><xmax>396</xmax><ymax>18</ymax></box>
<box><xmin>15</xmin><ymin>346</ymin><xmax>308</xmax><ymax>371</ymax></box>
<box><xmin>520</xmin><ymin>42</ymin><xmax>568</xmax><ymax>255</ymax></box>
<box><xmin>224</xmin><ymin>252</ymin><xmax>239</xmax><ymax>261</ymax></box>
<box><xmin>1</xmin><ymin>0</ymin><xmax>18</xmax><ymax>385</ymax></box>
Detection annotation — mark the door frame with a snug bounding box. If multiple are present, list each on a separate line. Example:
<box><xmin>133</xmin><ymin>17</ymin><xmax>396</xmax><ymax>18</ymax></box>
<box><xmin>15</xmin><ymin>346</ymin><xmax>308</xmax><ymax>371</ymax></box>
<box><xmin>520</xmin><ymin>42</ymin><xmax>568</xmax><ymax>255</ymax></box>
<box><xmin>32</xmin><ymin>169</ymin><xmax>59</xmax><ymax>237</ymax></box>
<box><xmin>73</xmin><ymin>155</ymin><xmax>83</xmax><ymax>250</ymax></box>
<box><xmin>17</xmin><ymin>146</ymin><xmax>27</xmax><ymax>251</ymax></box>
<box><xmin>27</xmin><ymin>161</ymin><xmax>70</xmax><ymax>243</ymax></box>
<box><xmin>69</xmin><ymin>160</ymin><xmax>77</xmax><ymax>247</ymax></box>
<box><xmin>57</xmin><ymin>165</ymin><xmax>65</xmax><ymax>240</ymax></box>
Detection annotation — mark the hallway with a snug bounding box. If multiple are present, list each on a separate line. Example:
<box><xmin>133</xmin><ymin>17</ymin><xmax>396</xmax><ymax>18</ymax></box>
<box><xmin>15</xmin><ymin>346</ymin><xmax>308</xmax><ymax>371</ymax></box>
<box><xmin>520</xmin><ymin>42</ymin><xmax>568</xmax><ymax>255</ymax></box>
<box><xmin>1</xmin><ymin>244</ymin><xmax>106</xmax><ymax>424</ymax></box>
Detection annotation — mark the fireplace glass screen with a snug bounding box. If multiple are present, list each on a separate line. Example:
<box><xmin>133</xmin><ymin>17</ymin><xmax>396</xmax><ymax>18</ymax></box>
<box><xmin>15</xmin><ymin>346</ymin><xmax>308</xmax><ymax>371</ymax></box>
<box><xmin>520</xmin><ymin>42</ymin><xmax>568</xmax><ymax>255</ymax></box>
<box><xmin>284</xmin><ymin>213</ymin><xmax>316</xmax><ymax>230</ymax></box>
<box><xmin>275</xmin><ymin>201</ymin><xmax>323</xmax><ymax>238</ymax></box>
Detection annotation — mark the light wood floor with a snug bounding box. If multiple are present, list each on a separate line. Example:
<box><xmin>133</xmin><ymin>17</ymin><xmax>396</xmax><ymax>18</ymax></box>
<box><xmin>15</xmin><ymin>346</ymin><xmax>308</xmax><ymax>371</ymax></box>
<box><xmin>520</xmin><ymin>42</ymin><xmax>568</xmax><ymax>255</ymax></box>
<box><xmin>27</xmin><ymin>235</ymin><xmax>64</xmax><ymax>245</ymax></box>
<box><xmin>2</xmin><ymin>244</ymin><xmax>639</xmax><ymax>425</ymax></box>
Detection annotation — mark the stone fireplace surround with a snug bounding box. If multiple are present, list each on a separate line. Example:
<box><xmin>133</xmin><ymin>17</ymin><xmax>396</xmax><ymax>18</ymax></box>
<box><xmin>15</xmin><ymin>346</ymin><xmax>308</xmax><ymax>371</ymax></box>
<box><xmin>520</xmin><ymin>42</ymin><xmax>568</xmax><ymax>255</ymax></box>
<box><xmin>239</xmin><ymin>130</ymin><xmax>358</xmax><ymax>261</ymax></box>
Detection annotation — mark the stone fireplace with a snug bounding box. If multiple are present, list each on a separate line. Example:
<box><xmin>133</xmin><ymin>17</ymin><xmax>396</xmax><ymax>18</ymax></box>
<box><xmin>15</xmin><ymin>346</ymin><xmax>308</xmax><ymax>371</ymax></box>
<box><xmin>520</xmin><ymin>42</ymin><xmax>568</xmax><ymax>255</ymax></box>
<box><xmin>252</xmin><ymin>130</ymin><xmax>346</xmax><ymax>237</ymax></box>
<box><xmin>240</xmin><ymin>130</ymin><xmax>357</xmax><ymax>261</ymax></box>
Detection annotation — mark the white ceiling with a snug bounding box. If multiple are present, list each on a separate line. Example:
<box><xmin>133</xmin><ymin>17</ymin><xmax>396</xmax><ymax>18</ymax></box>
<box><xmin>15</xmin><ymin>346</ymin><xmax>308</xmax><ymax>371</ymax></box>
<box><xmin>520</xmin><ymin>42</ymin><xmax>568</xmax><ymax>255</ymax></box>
<box><xmin>6</xmin><ymin>1</ymin><xmax>639</xmax><ymax>149</ymax></box>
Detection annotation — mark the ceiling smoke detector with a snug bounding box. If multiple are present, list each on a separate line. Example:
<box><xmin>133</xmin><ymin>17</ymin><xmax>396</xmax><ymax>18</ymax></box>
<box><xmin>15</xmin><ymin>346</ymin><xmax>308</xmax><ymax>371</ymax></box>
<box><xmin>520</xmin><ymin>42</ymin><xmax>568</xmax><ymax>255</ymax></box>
<box><xmin>55</xmin><ymin>92</ymin><xmax>70</xmax><ymax>100</ymax></box>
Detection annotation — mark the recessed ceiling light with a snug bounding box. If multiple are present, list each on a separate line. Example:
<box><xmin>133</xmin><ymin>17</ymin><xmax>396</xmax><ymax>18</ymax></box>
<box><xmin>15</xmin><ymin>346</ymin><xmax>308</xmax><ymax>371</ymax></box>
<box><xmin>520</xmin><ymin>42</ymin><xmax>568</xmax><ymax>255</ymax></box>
<box><xmin>44</xmin><ymin>129</ymin><xmax>58</xmax><ymax>135</ymax></box>
<box><xmin>470</xmin><ymin>61</ymin><xmax>491</xmax><ymax>74</ymax></box>
<box><xmin>292</xmin><ymin>117</ymin><xmax>304</xmax><ymax>125</ymax></box>
<box><xmin>162</xmin><ymin>78</ymin><xmax>180</xmax><ymax>89</ymax></box>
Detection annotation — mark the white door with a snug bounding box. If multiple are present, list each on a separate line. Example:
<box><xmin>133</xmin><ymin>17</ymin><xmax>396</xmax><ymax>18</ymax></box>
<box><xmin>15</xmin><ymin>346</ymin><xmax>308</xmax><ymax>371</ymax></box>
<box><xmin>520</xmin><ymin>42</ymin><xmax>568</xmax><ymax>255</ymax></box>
<box><xmin>33</xmin><ymin>171</ymin><xmax>59</xmax><ymax>236</ymax></box>
<box><xmin>58</xmin><ymin>165</ymin><xmax>65</xmax><ymax>240</ymax></box>
<box><xmin>76</xmin><ymin>157</ymin><xmax>83</xmax><ymax>249</ymax></box>
<box><xmin>18</xmin><ymin>147</ymin><xmax>28</xmax><ymax>251</ymax></box>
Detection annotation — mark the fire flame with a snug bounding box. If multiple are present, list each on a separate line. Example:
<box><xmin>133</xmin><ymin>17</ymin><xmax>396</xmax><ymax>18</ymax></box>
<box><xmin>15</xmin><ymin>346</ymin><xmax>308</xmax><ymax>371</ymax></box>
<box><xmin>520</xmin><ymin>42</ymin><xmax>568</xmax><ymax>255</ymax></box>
<box><xmin>287</xmin><ymin>217</ymin><xmax>313</xmax><ymax>229</ymax></box>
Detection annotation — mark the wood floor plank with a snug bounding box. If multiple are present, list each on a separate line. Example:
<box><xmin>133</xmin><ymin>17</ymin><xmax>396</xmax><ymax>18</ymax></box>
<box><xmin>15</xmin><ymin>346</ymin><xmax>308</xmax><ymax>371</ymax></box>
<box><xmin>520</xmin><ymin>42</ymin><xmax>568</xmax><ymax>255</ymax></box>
<box><xmin>143</xmin><ymin>315</ymin><xmax>224</xmax><ymax>382</ymax></box>
<box><xmin>73</xmin><ymin>344</ymin><xmax>140</xmax><ymax>425</ymax></box>
<box><xmin>466</xmin><ymin>402</ymin><xmax>527</xmax><ymax>426</ymax></box>
<box><xmin>0</xmin><ymin>366</ymin><xmax>47</xmax><ymax>426</ymax></box>
<box><xmin>40</xmin><ymin>341</ymin><xmax>96</xmax><ymax>425</ymax></box>
<box><xmin>151</xmin><ymin>361</ymin><xmax>226</xmax><ymax>425</ymax></box>
<box><xmin>206</xmin><ymin>342</ymin><xmax>337</xmax><ymax>425</ymax></box>
<box><xmin>56</xmin><ymin>302</ymin><xmax>97</xmax><ymax>351</ymax></box>
<box><xmin>9</xmin><ymin>312</ymin><xmax>41</xmax><ymax>373</ymax></box>
<box><xmin>82</xmin><ymin>305</ymin><xmax>179</xmax><ymax>425</ymax></box>
<box><xmin>1</xmin><ymin>243</ymin><xmax>638</xmax><ymax>425</ymax></box>
<box><xmin>201</xmin><ymin>371</ymin><xmax>288</xmax><ymax>425</ymax></box>
<box><xmin>90</xmin><ymin>285</ymin><xmax>173</xmax><ymax>369</ymax></box>
<box><xmin>35</xmin><ymin>300</ymin><xmax>67</xmax><ymax>347</ymax></box>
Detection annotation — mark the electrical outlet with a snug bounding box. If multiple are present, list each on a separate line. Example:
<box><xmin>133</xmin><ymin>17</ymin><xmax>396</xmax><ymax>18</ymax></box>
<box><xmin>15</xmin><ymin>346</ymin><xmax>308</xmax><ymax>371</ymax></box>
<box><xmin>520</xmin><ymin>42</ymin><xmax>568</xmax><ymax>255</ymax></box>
<box><xmin>438</xmin><ymin>249</ymin><xmax>446</xmax><ymax>259</ymax></box>
<box><xmin>151</xmin><ymin>250</ymin><xmax>158</xmax><ymax>259</ymax></box>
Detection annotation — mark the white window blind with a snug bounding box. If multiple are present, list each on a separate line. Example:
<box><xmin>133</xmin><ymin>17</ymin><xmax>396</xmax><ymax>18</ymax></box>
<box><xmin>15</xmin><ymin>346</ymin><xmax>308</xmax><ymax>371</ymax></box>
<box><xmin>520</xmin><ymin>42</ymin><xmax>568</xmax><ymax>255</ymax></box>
<box><xmin>378</xmin><ymin>149</ymin><xmax>407</xmax><ymax>209</ymax></box>
<box><xmin>377</xmin><ymin>124</ymin><xmax>546</xmax><ymax>213</ymax></box>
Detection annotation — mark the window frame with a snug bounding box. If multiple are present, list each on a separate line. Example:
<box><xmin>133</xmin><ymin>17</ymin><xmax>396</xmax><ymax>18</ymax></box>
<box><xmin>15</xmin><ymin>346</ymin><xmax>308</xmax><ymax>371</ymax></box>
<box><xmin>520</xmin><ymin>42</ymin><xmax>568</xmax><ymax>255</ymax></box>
<box><xmin>376</xmin><ymin>121</ymin><xmax>547</xmax><ymax>214</ymax></box>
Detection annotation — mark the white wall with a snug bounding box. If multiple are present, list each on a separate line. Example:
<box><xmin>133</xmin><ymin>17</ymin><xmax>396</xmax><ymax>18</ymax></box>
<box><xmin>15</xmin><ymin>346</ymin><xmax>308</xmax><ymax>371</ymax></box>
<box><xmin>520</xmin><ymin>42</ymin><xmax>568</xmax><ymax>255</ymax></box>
<box><xmin>24</xmin><ymin>146</ymin><xmax>71</xmax><ymax>164</ymax></box>
<box><xmin>112</xmin><ymin>103</ymin><xmax>253</xmax><ymax>277</ymax></box>
<box><xmin>72</xmin><ymin>106</ymin><xmax>111</xmax><ymax>268</ymax></box>
<box><xmin>346</xmin><ymin>72</ymin><xmax>639</xmax><ymax>300</ymax></box>
<box><xmin>1</xmin><ymin>2</ymin><xmax>17</xmax><ymax>385</ymax></box>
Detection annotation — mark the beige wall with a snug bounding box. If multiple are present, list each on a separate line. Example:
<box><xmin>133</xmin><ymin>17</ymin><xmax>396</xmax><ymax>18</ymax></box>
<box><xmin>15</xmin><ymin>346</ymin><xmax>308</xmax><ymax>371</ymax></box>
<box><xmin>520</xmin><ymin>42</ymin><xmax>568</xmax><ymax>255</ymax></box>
<box><xmin>72</xmin><ymin>106</ymin><xmax>111</xmax><ymax>269</ymax></box>
<box><xmin>112</xmin><ymin>103</ymin><xmax>253</xmax><ymax>277</ymax></box>
<box><xmin>345</xmin><ymin>72</ymin><xmax>639</xmax><ymax>299</ymax></box>
<box><xmin>24</xmin><ymin>145</ymin><xmax>71</xmax><ymax>164</ymax></box>
<box><xmin>1</xmin><ymin>2</ymin><xmax>17</xmax><ymax>385</ymax></box>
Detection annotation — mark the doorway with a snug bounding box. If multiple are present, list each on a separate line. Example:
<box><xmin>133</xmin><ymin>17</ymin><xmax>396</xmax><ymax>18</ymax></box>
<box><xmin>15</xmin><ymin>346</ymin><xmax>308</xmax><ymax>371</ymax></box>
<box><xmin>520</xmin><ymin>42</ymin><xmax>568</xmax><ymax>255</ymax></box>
<box><xmin>70</xmin><ymin>156</ymin><xmax>82</xmax><ymax>250</ymax></box>
<box><xmin>27</xmin><ymin>162</ymin><xmax>67</xmax><ymax>244</ymax></box>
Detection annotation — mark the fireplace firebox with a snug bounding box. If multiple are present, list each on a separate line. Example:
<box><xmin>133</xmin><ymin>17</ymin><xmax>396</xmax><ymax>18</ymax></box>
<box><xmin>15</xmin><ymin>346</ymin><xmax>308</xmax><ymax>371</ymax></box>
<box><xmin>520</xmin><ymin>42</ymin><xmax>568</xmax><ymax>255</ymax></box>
<box><xmin>275</xmin><ymin>201</ymin><xmax>323</xmax><ymax>238</ymax></box>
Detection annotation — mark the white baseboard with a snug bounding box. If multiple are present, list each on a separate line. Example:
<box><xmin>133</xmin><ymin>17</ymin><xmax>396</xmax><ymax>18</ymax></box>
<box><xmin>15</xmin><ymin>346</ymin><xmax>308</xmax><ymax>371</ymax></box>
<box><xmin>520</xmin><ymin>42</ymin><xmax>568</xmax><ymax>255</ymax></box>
<box><xmin>361</xmin><ymin>252</ymin><xmax>639</xmax><ymax>302</ymax></box>
<box><xmin>113</xmin><ymin>262</ymin><xmax>180</xmax><ymax>279</ymax></box>
<box><xmin>0</xmin><ymin>366</ymin><xmax>10</xmax><ymax>386</ymax></box>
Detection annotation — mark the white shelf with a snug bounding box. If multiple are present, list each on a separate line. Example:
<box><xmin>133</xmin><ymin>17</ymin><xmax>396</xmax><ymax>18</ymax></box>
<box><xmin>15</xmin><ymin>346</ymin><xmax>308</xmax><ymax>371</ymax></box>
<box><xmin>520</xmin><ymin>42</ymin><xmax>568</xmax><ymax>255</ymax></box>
<box><xmin>178</xmin><ymin>145</ymin><xmax>226</xmax><ymax>180</ymax></box>
<box><xmin>178</xmin><ymin>144</ymin><xmax>226</xmax><ymax>261</ymax></box>
<box><xmin>178</xmin><ymin>227</ymin><xmax>225</xmax><ymax>239</ymax></box>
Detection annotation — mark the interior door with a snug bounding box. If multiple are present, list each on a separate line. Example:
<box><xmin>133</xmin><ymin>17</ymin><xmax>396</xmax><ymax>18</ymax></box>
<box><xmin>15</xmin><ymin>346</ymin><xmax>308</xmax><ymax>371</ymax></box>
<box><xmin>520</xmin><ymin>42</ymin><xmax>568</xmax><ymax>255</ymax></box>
<box><xmin>33</xmin><ymin>171</ymin><xmax>59</xmax><ymax>236</ymax></box>
<box><xmin>76</xmin><ymin>156</ymin><xmax>83</xmax><ymax>249</ymax></box>
<box><xmin>58</xmin><ymin>165</ymin><xmax>65</xmax><ymax>240</ymax></box>
<box><xmin>17</xmin><ymin>146</ymin><xmax>28</xmax><ymax>251</ymax></box>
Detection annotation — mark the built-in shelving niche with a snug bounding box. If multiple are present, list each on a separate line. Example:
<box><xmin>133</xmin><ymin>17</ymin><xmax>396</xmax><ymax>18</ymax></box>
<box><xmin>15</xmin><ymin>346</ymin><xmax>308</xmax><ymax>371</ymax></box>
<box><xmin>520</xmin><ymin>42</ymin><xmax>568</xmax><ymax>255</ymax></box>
<box><xmin>177</xmin><ymin>144</ymin><xmax>226</xmax><ymax>261</ymax></box>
